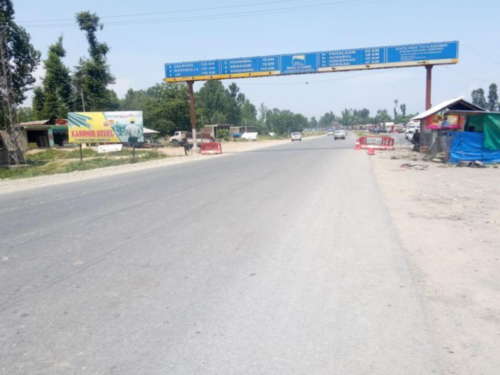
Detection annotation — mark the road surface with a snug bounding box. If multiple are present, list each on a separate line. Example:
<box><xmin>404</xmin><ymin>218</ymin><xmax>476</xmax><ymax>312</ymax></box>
<box><xmin>0</xmin><ymin>135</ymin><xmax>440</xmax><ymax>374</ymax></box>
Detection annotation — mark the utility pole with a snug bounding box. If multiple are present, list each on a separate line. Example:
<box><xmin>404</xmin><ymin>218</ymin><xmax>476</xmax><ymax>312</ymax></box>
<box><xmin>187</xmin><ymin>81</ymin><xmax>197</xmax><ymax>151</ymax></box>
<box><xmin>425</xmin><ymin>65</ymin><xmax>433</xmax><ymax>110</ymax></box>
<box><xmin>0</xmin><ymin>26</ymin><xmax>25</xmax><ymax>165</ymax></box>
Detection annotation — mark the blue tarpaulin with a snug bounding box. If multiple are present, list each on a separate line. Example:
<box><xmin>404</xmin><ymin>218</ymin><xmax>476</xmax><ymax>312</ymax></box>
<box><xmin>450</xmin><ymin>132</ymin><xmax>500</xmax><ymax>163</ymax></box>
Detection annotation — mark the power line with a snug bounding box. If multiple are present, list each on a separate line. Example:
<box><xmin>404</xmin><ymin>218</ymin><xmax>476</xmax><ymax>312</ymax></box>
<box><xmin>21</xmin><ymin>0</ymin><xmax>392</xmax><ymax>28</ymax></box>
<box><xmin>444</xmin><ymin>66</ymin><xmax>489</xmax><ymax>83</ymax></box>
<box><xmin>17</xmin><ymin>0</ymin><xmax>301</xmax><ymax>23</ymax></box>
<box><xmin>462</xmin><ymin>43</ymin><xmax>500</xmax><ymax>67</ymax></box>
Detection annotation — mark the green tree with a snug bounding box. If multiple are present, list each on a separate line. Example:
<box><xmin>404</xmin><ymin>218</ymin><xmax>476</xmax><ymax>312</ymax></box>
<box><xmin>341</xmin><ymin>109</ymin><xmax>352</xmax><ymax>126</ymax></box>
<box><xmin>73</xmin><ymin>11</ymin><xmax>115</xmax><ymax>111</ymax></box>
<box><xmin>31</xmin><ymin>86</ymin><xmax>45</xmax><ymax>119</ymax></box>
<box><xmin>357</xmin><ymin>108</ymin><xmax>370</xmax><ymax>124</ymax></box>
<box><xmin>17</xmin><ymin>106</ymin><xmax>33</xmax><ymax>122</ymax></box>
<box><xmin>226</xmin><ymin>82</ymin><xmax>246</xmax><ymax>125</ymax></box>
<box><xmin>241</xmin><ymin>99</ymin><xmax>257</xmax><ymax>126</ymax></box>
<box><xmin>211</xmin><ymin>111</ymin><xmax>227</xmax><ymax>124</ymax></box>
<box><xmin>319</xmin><ymin>111</ymin><xmax>336</xmax><ymax>128</ymax></box>
<box><xmin>400</xmin><ymin>103</ymin><xmax>407</xmax><ymax>117</ymax></box>
<box><xmin>393</xmin><ymin>100</ymin><xmax>399</xmax><ymax>122</ymax></box>
<box><xmin>487</xmin><ymin>83</ymin><xmax>499</xmax><ymax>111</ymax></box>
<box><xmin>374</xmin><ymin>109</ymin><xmax>392</xmax><ymax>123</ymax></box>
<box><xmin>0</xmin><ymin>0</ymin><xmax>40</xmax><ymax>106</ymax></box>
<box><xmin>196</xmin><ymin>81</ymin><xmax>231</xmax><ymax>125</ymax></box>
<box><xmin>309</xmin><ymin>116</ymin><xmax>318</xmax><ymax>128</ymax></box>
<box><xmin>265</xmin><ymin>108</ymin><xmax>307</xmax><ymax>135</ymax></box>
<box><xmin>120</xmin><ymin>88</ymin><xmax>148</xmax><ymax>110</ymax></box>
<box><xmin>40</xmin><ymin>36</ymin><xmax>73</xmax><ymax>120</ymax></box>
<box><xmin>107</xmin><ymin>89</ymin><xmax>120</xmax><ymax>111</ymax></box>
<box><xmin>471</xmin><ymin>88</ymin><xmax>487</xmax><ymax>109</ymax></box>
<box><xmin>258</xmin><ymin>103</ymin><xmax>268</xmax><ymax>127</ymax></box>
<box><xmin>141</xmin><ymin>83</ymin><xmax>190</xmax><ymax>135</ymax></box>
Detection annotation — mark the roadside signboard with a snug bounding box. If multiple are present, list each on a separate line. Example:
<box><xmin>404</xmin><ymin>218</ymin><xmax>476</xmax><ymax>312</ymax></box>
<box><xmin>97</xmin><ymin>144</ymin><xmax>123</xmax><ymax>153</ymax></box>
<box><xmin>68</xmin><ymin>111</ymin><xmax>144</xmax><ymax>144</ymax></box>
<box><xmin>165</xmin><ymin>41</ymin><xmax>459</xmax><ymax>82</ymax></box>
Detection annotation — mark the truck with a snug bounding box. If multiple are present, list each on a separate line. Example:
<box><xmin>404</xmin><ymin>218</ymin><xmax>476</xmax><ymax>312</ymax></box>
<box><xmin>169</xmin><ymin>131</ymin><xmax>213</xmax><ymax>147</ymax></box>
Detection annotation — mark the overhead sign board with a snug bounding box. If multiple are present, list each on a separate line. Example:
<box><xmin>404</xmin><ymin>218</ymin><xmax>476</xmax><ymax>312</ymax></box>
<box><xmin>165</xmin><ymin>41</ymin><xmax>458</xmax><ymax>82</ymax></box>
<box><xmin>68</xmin><ymin>111</ymin><xmax>144</xmax><ymax>144</ymax></box>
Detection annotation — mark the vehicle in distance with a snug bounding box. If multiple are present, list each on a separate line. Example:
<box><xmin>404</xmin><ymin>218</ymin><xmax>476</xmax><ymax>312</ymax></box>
<box><xmin>327</xmin><ymin>128</ymin><xmax>334</xmax><ymax>136</ymax></box>
<box><xmin>334</xmin><ymin>130</ymin><xmax>347</xmax><ymax>140</ymax></box>
<box><xmin>169</xmin><ymin>131</ymin><xmax>213</xmax><ymax>147</ymax></box>
<box><xmin>405</xmin><ymin>125</ymin><xmax>419</xmax><ymax>139</ymax></box>
<box><xmin>291</xmin><ymin>132</ymin><xmax>302</xmax><ymax>141</ymax></box>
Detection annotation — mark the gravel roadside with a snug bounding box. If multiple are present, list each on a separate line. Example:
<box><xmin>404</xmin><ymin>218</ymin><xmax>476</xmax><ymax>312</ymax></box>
<box><xmin>371</xmin><ymin>147</ymin><xmax>500</xmax><ymax>375</ymax></box>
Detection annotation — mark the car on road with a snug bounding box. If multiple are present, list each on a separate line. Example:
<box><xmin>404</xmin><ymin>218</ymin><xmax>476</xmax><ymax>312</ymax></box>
<box><xmin>327</xmin><ymin>128</ymin><xmax>334</xmax><ymax>136</ymax></box>
<box><xmin>291</xmin><ymin>132</ymin><xmax>302</xmax><ymax>141</ymax></box>
<box><xmin>334</xmin><ymin>130</ymin><xmax>347</xmax><ymax>140</ymax></box>
<box><xmin>405</xmin><ymin>125</ymin><xmax>419</xmax><ymax>140</ymax></box>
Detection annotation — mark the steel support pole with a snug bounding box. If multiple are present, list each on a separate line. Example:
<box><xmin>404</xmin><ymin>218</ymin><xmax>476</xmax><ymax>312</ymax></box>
<box><xmin>425</xmin><ymin>65</ymin><xmax>433</xmax><ymax>110</ymax></box>
<box><xmin>187</xmin><ymin>81</ymin><xmax>197</xmax><ymax>152</ymax></box>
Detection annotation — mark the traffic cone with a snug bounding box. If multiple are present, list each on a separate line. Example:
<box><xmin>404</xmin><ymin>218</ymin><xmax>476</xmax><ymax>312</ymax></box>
<box><xmin>354</xmin><ymin>140</ymin><xmax>361</xmax><ymax>150</ymax></box>
<box><xmin>367</xmin><ymin>148</ymin><xmax>375</xmax><ymax>156</ymax></box>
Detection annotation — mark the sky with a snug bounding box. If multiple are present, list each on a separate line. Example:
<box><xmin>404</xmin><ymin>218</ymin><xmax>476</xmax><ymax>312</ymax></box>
<box><xmin>15</xmin><ymin>0</ymin><xmax>500</xmax><ymax>120</ymax></box>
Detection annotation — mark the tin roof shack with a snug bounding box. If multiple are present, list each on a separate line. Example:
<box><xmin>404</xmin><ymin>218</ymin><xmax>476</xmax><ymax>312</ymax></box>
<box><xmin>411</xmin><ymin>97</ymin><xmax>484</xmax><ymax>155</ymax></box>
<box><xmin>202</xmin><ymin>124</ymin><xmax>232</xmax><ymax>139</ymax></box>
<box><xmin>229</xmin><ymin>126</ymin><xmax>257</xmax><ymax>137</ymax></box>
<box><xmin>15</xmin><ymin>119</ymin><xmax>69</xmax><ymax>148</ymax></box>
<box><xmin>444</xmin><ymin>111</ymin><xmax>500</xmax><ymax>163</ymax></box>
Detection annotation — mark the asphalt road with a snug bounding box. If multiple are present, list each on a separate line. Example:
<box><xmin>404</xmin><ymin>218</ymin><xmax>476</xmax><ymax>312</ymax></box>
<box><xmin>0</xmin><ymin>135</ymin><xmax>440</xmax><ymax>375</ymax></box>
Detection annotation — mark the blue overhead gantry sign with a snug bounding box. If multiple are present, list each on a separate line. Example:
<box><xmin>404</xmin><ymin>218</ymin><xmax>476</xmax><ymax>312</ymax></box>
<box><xmin>165</xmin><ymin>41</ymin><xmax>459</xmax><ymax>82</ymax></box>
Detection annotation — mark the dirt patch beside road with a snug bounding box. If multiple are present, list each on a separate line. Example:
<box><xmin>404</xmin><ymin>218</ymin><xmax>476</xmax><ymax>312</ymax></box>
<box><xmin>372</xmin><ymin>148</ymin><xmax>500</xmax><ymax>375</ymax></box>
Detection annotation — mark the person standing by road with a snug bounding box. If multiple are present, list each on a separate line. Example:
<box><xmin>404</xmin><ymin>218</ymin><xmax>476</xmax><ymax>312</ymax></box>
<box><xmin>412</xmin><ymin>129</ymin><xmax>420</xmax><ymax>152</ymax></box>
<box><xmin>125</xmin><ymin>117</ymin><xmax>142</xmax><ymax>147</ymax></box>
<box><xmin>181</xmin><ymin>138</ymin><xmax>191</xmax><ymax>156</ymax></box>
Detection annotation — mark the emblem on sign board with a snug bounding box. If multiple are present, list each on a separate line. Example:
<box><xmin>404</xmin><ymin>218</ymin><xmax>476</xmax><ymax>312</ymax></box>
<box><xmin>292</xmin><ymin>55</ymin><xmax>306</xmax><ymax>65</ymax></box>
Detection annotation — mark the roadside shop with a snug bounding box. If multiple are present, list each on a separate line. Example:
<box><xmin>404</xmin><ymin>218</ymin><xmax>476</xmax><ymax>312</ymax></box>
<box><xmin>410</xmin><ymin>97</ymin><xmax>484</xmax><ymax>155</ymax></box>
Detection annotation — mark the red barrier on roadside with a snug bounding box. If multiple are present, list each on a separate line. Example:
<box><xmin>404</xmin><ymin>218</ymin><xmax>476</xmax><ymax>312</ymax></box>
<box><xmin>354</xmin><ymin>140</ymin><xmax>361</xmax><ymax>150</ymax></box>
<box><xmin>200</xmin><ymin>142</ymin><xmax>222</xmax><ymax>155</ymax></box>
<box><xmin>358</xmin><ymin>136</ymin><xmax>395</xmax><ymax>150</ymax></box>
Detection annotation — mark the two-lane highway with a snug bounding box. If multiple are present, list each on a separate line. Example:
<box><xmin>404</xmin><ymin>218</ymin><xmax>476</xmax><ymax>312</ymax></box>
<box><xmin>0</xmin><ymin>135</ymin><xmax>440</xmax><ymax>374</ymax></box>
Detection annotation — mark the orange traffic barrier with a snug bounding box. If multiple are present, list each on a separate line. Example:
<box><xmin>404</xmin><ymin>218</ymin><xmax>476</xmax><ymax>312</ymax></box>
<box><xmin>367</xmin><ymin>148</ymin><xmax>375</xmax><ymax>156</ymax></box>
<box><xmin>200</xmin><ymin>142</ymin><xmax>222</xmax><ymax>155</ymax></box>
<box><xmin>354</xmin><ymin>140</ymin><xmax>361</xmax><ymax>150</ymax></box>
<box><xmin>359</xmin><ymin>136</ymin><xmax>395</xmax><ymax>150</ymax></box>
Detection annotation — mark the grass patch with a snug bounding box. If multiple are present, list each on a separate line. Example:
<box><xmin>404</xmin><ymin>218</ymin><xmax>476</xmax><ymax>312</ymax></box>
<box><xmin>26</xmin><ymin>148</ymin><xmax>153</xmax><ymax>162</ymax></box>
<box><xmin>1</xmin><ymin>150</ymin><xmax>166</xmax><ymax>180</ymax></box>
<box><xmin>352</xmin><ymin>130</ymin><xmax>373</xmax><ymax>138</ymax></box>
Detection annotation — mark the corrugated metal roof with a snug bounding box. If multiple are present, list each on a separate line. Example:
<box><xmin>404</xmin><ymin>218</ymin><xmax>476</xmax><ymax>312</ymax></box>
<box><xmin>15</xmin><ymin>120</ymin><xmax>52</xmax><ymax>127</ymax></box>
<box><xmin>143</xmin><ymin>127</ymin><xmax>160</xmax><ymax>134</ymax></box>
<box><xmin>411</xmin><ymin>97</ymin><xmax>484</xmax><ymax>121</ymax></box>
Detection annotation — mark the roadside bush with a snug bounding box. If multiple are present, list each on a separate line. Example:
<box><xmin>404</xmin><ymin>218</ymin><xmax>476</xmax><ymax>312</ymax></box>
<box><xmin>216</xmin><ymin>129</ymin><xmax>230</xmax><ymax>141</ymax></box>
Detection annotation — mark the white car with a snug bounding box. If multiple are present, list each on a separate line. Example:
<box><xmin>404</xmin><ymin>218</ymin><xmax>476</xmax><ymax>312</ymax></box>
<box><xmin>405</xmin><ymin>126</ymin><xmax>419</xmax><ymax>140</ymax></box>
<box><xmin>334</xmin><ymin>130</ymin><xmax>347</xmax><ymax>140</ymax></box>
<box><xmin>291</xmin><ymin>132</ymin><xmax>302</xmax><ymax>141</ymax></box>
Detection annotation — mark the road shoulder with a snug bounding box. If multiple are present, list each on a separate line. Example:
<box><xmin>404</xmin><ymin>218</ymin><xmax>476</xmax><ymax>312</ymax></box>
<box><xmin>371</xmin><ymin>149</ymin><xmax>500</xmax><ymax>375</ymax></box>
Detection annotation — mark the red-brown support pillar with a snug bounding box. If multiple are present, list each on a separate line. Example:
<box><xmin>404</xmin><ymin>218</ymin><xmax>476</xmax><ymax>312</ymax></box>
<box><xmin>187</xmin><ymin>80</ymin><xmax>198</xmax><ymax>151</ymax></box>
<box><xmin>425</xmin><ymin>65</ymin><xmax>433</xmax><ymax>110</ymax></box>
